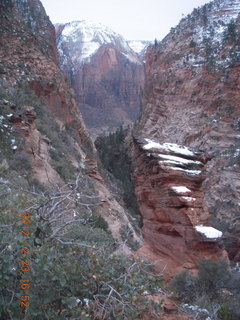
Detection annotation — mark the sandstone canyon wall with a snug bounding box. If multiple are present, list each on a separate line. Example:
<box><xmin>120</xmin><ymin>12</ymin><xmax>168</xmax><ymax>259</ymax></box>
<box><xmin>132</xmin><ymin>0</ymin><xmax>240</xmax><ymax>273</ymax></box>
<box><xmin>0</xmin><ymin>0</ymin><xmax>141</xmax><ymax>249</ymax></box>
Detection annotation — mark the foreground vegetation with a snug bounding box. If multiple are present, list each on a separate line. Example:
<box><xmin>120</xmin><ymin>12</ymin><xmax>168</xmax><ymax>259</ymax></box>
<box><xmin>0</xmin><ymin>175</ymin><xmax>163</xmax><ymax>320</ymax></box>
<box><xmin>0</xmin><ymin>87</ymin><xmax>163</xmax><ymax>319</ymax></box>
<box><xmin>170</xmin><ymin>259</ymin><xmax>240</xmax><ymax>320</ymax></box>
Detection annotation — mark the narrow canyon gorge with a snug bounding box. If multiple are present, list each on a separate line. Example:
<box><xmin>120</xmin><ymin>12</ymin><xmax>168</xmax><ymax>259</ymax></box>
<box><xmin>0</xmin><ymin>0</ymin><xmax>240</xmax><ymax>319</ymax></box>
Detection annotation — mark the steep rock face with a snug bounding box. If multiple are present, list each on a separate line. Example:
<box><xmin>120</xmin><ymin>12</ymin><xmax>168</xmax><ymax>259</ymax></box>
<box><xmin>0</xmin><ymin>0</ymin><xmax>141</xmax><ymax>248</ymax></box>
<box><xmin>132</xmin><ymin>137</ymin><xmax>225</xmax><ymax>277</ymax></box>
<box><xmin>133</xmin><ymin>0</ymin><xmax>239</xmax><ymax>271</ymax></box>
<box><xmin>7</xmin><ymin>105</ymin><xmax>64</xmax><ymax>185</ymax></box>
<box><xmin>0</xmin><ymin>0</ymin><xmax>91</xmax><ymax>150</ymax></box>
<box><xmin>56</xmin><ymin>21</ymin><xmax>145</xmax><ymax>135</ymax></box>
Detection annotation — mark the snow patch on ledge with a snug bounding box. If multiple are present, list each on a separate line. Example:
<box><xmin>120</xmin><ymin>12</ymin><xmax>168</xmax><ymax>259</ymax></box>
<box><xmin>181</xmin><ymin>196</ymin><xmax>196</xmax><ymax>202</ymax></box>
<box><xmin>143</xmin><ymin>139</ymin><xmax>195</xmax><ymax>156</ymax></box>
<box><xmin>158</xmin><ymin>154</ymin><xmax>201</xmax><ymax>165</ymax></box>
<box><xmin>171</xmin><ymin>186</ymin><xmax>191</xmax><ymax>193</ymax></box>
<box><xmin>195</xmin><ymin>225</ymin><xmax>222</xmax><ymax>239</ymax></box>
<box><xmin>167</xmin><ymin>166</ymin><xmax>202</xmax><ymax>176</ymax></box>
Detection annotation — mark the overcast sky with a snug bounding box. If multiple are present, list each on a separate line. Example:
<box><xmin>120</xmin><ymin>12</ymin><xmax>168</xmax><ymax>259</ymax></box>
<box><xmin>41</xmin><ymin>0</ymin><xmax>211</xmax><ymax>41</ymax></box>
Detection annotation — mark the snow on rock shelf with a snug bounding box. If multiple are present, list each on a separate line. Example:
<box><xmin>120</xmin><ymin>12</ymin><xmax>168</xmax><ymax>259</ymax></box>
<box><xmin>171</xmin><ymin>186</ymin><xmax>191</xmax><ymax>193</ymax></box>
<box><xmin>157</xmin><ymin>154</ymin><xmax>201</xmax><ymax>165</ymax></box>
<box><xmin>143</xmin><ymin>138</ymin><xmax>195</xmax><ymax>156</ymax></box>
<box><xmin>181</xmin><ymin>196</ymin><xmax>196</xmax><ymax>202</ymax></box>
<box><xmin>167</xmin><ymin>167</ymin><xmax>202</xmax><ymax>176</ymax></box>
<box><xmin>195</xmin><ymin>225</ymin><xmax>223</xmax><ymax>239</ymax></box>
<box><xmin>133</xmin><ymin>135</ymin><xmax>225</xmax><ymax>277</ymax></box>
<box><xmin>142</xmin><ymin>138</ymin><xmax>204</xmax><ymax>176</ymax></box>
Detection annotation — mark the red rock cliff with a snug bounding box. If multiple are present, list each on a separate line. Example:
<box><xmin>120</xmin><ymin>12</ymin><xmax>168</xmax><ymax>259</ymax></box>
<box><xmin>56</xmin><ymin>21</ymin><xmax>145</xmax><ymax>135</ymax></box>
<box><xmin>0</xmin><ymin>0</ymin><xmax>141</xmax><ymax>249</ymax></box>
<box><xmin>0</xmin><ymin>0</ymin><xmax>92</xmax><ymax>148</ymax></box>
<box><xmin>132</xmin><ymin>137</ymin><xmax>226</xmax><ymax>277</ymax></box>
<box><xmin>133</xmin><ymin>0</ymin><xmax>240</xmax><ymax>272</ymax></box>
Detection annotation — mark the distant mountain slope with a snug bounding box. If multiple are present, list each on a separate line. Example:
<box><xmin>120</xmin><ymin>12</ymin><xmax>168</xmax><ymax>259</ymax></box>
<box><xmin>56</xmin><ymin>21</ymin><xmax>145</xmax><ymax>136</ymax></box>
<box><xmin>127</xmin><ymin>40</ymin><xmax>151</xmax><ymax>58</ymax></box>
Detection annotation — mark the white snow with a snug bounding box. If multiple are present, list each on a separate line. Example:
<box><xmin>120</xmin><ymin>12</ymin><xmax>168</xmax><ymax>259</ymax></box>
<box><xmin>121</xmin><ymin>52</ymin><xmax>141</xmax><ymax>64</ymax></box>
<box><xmin>143</xmin><ymin>140</ymin><xmax>165</xmax><ymax>150</ymax></box>
<box><xmin>127</xmin><ymin>40</ymin><xmax>150</xmax><ymax>54</ymax></box>
<box><xmin>195</xmin><ymin>225</ymin><xmax>222</xmax><ymax>239</ymax></box>
<box><xmin>7</xmin><ymin>114</ymin><xmax>13</xmax><ymax>117</ymax></box>
<box><xmin>183</xmin><ymin>304</ymin><xmax>209</xmax><ymax>315</ymax></box>
<box><xmin>158</xmin><ymin>154</ymin><xmax>201</xmax><ymax>165</ymax></box>
<box><xmin>12</xmin><ymin>145</ymin><xmax>17</xmax><ymax>150</ymax></box>
<box><xmin>0</xmin><ymin>115</ymin><xmax>4</xmax><ymax>124</ymax></box>
<box><xmin>0</xmin><ymin>178</ymin><xmax>9</xmax><ymax>184</ymax></box>
<box><xmin>143</xmin><ymin>139</ymin><xmax>195</xmax><ymax>156</ymax></box>
<box><xmin>58</xmin><ymin>20</ymin><xmax>139</xmax><ymax>63</ymax></box>
<box><xmin>143</xmin><ymin>290</ymin><xmax>150</xmax><ymax>295</ymax></box>
<box><xmin>167</xmin><ymin>166</ymin><xmax>202</xmax><ymax>175</ymax></box>
<box><xmin>81</xmin><ymin>42</ymin><xmax>100</xmax><ymax>60</ymax></box>
<box><xmin>171</xmin><ymin>186</ymin><xmax>191</xmax><ymax>193</ymax></box>
<box><xmin>159</xmin><ymin>160</ymin><xmax>188</xmax><ymax>166</ymax></box>
<box><xmin>181</xmin><ymin>196</ymin><xmax>196</xmax><ymax>202</ymax></box>
<box><xmin>83</xmin><ymin>298</ymin><xmax>90</xmax><ymax>306</ymax></box>
<box><xmin>181</xmin><ymin>0</ymin><xmax>240</xmax><ymax>68</ymax></box>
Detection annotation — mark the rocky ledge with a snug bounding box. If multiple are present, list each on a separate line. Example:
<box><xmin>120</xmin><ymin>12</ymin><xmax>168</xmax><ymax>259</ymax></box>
<box><xmin>133</xmin><ymin>136</ymin><xmax>226</xmax><ymax>278</ymax></box>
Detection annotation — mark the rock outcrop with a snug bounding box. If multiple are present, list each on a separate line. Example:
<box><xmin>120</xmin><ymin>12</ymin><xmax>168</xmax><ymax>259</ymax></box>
<box><xmin>132</xmin><ymin>137</ymin><xmax>225</xmax><ymax>277</ymax></box>
<box><xmin>132</xmin><ymin>0</ymin><xmax>239</xmax><ymax>271</ymax></box>
<box><xmin>56</xmin><ymin>21</ymin><xmax>145</xmax><ymax>135</ymax></box>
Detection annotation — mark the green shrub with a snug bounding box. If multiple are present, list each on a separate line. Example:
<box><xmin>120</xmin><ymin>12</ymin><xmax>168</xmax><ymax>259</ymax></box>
<box><xmin>95</xmin><ymin>127</ymin><xmax>140</xmax><ymax>219</ymax></box>
<box><xmin>170</xmin><ymin>258</ymin><xmax>231</xmax><ymax>302</ymax></box>
<box><xmin>218</xmin><ymin>302</ymin><xmax>240</xmax><ymax>320</ymax></box>
<box><xmin>224</xmin><ymin>20</ymin><xmax>237</xmax><ymax>44</ymax></box>
<box><xmin>55</xmin><ymin>162</ymin><xmax>76</xmax><ymax>181</ymax></box>
<box><xmin>189</xmin><ymin>40</ymin><xmax>197</xmax><ymax>47</ymax></box>
<box><xmin>0</xmin><ymin>184</ymin><xmax>163</xmax><ymax>319</ymax></box>
<box><xmin>9</xmin><ymin>152</ymin><xmax>31</xmax><ymax>173</ymax></box>
<box><xmin>91</xmin><ymin>214</ymin><xmax>109</xmax><ymax>232</ymax></box>
<box><xmin>170</xmin><ymin>270</ymin><xmax>197</xmax><ymax>301</ymax></box>
<box><xmin>218</xmin><ymin>304</ymin><xmax>232</xmax><ymax>320</ymax></box>
<box><xmin>28</xmin><ymin>178</ymin><xmax>46</xmax><ymax>193</ymax></box>
<box><xmin>197</xmin><ymin>258</ymin><xmax>230</xmax><ymax>298</ymax></box>
<box><xmin>119</xmin><ymin>226</ymin><xmax>141</xmax><ymax>251</ymax></box>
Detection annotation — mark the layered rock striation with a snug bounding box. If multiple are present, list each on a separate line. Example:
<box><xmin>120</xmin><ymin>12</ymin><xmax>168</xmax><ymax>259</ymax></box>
<box><xmin>133</xmin><ymin>137</ymin><xmax>225</xmax><ymax>276</ymax></box>
<box><xmin>134</xmin><ymin>0</ymin><xmax>240</xmax><ymax>264</ymax></box>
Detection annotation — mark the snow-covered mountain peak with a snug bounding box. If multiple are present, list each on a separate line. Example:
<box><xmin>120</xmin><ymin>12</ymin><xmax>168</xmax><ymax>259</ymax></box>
<box><xmin>127</xmin><ymin>40</ymin><xmax>151</xmax><ymax>55</ymax></box>
<box><xmin>61</xmin><ymin>20</ymin><xmax>124</xmax><ymax>46</ymax></box>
